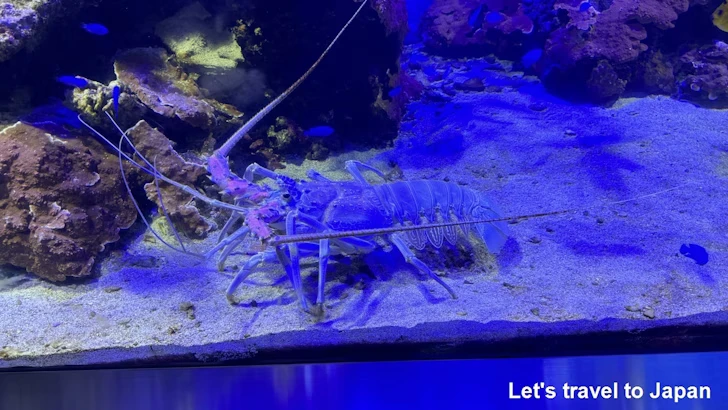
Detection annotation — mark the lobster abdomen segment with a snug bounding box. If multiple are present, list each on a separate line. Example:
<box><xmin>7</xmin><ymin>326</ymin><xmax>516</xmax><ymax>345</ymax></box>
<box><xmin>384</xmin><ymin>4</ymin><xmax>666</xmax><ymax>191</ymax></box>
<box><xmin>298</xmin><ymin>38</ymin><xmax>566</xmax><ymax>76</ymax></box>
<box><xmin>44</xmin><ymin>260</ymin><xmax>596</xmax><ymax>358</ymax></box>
<box><xmin>375</xmin><ymin>180</ymin><xmax>509</xmax><ymax>253</ymax></box>
<box><xmin>295</xmin><ymin>178</ymin><xmax>508</xmax><ymax>254</ymax></box>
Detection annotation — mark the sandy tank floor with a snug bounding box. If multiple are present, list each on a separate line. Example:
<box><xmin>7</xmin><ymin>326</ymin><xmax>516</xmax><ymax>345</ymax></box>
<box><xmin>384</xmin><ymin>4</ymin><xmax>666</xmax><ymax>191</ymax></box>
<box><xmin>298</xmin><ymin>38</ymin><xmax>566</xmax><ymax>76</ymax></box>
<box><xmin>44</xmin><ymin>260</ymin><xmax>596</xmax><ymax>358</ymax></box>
<box><xmin>1</xmin><ymin>45</ymin><xmax>727</xmax><ymax>368</ymax></box>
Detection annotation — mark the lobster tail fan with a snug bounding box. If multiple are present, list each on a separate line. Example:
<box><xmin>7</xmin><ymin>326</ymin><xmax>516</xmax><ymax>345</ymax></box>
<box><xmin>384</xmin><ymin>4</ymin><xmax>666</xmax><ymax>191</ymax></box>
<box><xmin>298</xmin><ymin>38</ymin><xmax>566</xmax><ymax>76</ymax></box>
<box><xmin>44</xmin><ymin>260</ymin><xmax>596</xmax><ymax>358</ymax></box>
<box><xmin>482</xmin><ymin>220</ymin><xmax>509</xmax><ymax>254</ymax></box>
<box><xmin>472</xmin><ymin>197</ymin><xmax>509</xmax><ymax>254</ymax></box>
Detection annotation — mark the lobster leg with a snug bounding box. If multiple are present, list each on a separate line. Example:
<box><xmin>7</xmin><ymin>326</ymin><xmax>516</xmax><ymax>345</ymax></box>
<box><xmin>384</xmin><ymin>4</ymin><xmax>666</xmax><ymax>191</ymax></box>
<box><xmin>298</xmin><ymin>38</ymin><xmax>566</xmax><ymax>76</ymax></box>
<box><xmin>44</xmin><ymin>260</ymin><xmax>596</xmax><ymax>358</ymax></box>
<box><xmin>206</xmin><ymin>225</ymin><xmax>250</xmax><ymax>258</ymax></box>
<box><xmin>205</xmin><ymin>225</ymin><xmax>250</xmax><ymax>270</ymax></box>
<box><xmin>282</xmin><ymin>210</ymin><xmax>309</xmax><ymax>311</ymax></box>
<box><xmin>317</xmin><ymin>239</ymin><xmax>331</xmax><ymax>304</ymax></box>
<box><xmin>313</xmin><ymin>238</ymin><xmax>330</xmax><ymax>316</ymax></box>
<box><xmin>282</xmin><ymin>210</ymin><xmax>378</xmax><ymax>313</ymax></box>
<box><xmin>217</xmin><ymin>198</ymin><xmax>245</xmax><ymax>243</ymax></box>
<box><xmin>226</xmin><ymin>249</ymin><xmax>278</xmax><ymax>304</ymax></box>
<box><xmin>217</xmin><ymin>236</ymin><xmax>251</xmax><ymax>271</ymax></box>
<box><xmin>218</xmin><ymin>211</ymin><xmax>242</xmax><ymax>242</ymax></box>
<box><xmin>244</xmin><ymin>162</ymin><xmax>300</xmax><ymax>197</ymax></box>
<box><xmin>306</xmin><ymin>169</ymin><xmax>333</xmax><ymax>182</ymax></box>
<box><xmin>390</xmin><ymin>233</ymin><xmax>458</xmax><ymax>299</ymax></box>
<box><xmin>286</xmin><ymin>209</ymin><xmax>329</xmax><ymax>312</ymax></box>
<box><xmin>244</xmin><ymin>163</ymin><xmax>280</xmax><ymax>182</ymax></box>
<box><xmin>344</xmin><ymin>160</ymin><xmax>388</xmax><ymax>185</ymax></box>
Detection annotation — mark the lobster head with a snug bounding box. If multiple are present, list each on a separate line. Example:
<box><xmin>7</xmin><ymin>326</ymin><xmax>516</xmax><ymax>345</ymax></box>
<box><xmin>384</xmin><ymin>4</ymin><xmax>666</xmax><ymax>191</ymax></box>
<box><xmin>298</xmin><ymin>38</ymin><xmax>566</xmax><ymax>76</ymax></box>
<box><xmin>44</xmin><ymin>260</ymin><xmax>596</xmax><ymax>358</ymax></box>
<box><xmin>207</xmin><ymin>153</ymin><xmax>287</xmax><ymax>240</ymax></box>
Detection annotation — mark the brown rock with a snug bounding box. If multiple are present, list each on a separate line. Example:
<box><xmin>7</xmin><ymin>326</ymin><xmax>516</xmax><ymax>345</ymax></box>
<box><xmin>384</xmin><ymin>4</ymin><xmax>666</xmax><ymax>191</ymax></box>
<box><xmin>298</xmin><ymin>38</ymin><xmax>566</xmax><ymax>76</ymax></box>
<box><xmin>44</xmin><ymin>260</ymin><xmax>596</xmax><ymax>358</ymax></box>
<box><xmin>114</xmin><ymin>48</ymin><xmax>243</xmax><ymax>131</ymax></box>
<box><xmin>126</xmin><ymin>120</ymin><xmax>211</xmax><ymax>238</ymax></box>
<box><xmin>0</xmin><ymin>122</ymin><xmax>137</xmax><ymax>281</ymax></box>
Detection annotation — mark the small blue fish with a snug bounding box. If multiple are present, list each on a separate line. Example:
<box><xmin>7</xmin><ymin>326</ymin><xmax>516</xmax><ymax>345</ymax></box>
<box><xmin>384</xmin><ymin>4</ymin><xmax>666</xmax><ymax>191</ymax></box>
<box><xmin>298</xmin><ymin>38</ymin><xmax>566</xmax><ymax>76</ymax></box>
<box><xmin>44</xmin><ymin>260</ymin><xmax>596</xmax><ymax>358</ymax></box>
<box><xmin>388</xmin><ymin>86</ymin><xmax>402</xmax><ymax>98</ymax></box>
<box><xmin>521</xmin><ymin>48</ymin><xmax>543</xmax><ymax>68</ymax></box>
<box><xmin>468</xmin><ymin>5</ymin><xmax>485</xmax><ymax>28</ymax></box>
<box><xmin>485</xmin><ymin>11</ymin><xmax>505</xmax><ymax>25</ymax></box>
<box><xmin>81</xmin><ymin>22</ymin><xmax>109</xmax><ymax>35</ymax></box>
<box><xmin>112</xmin><ymin>85</ymin><xmax>120</xmax><ymax>118</ymax></box>
<box><xmin>680</xmin><ymin>244</ymin><xmax>709</xmax><ymax>265</ymax></box>
<box><xmin>303</xmin><ymin>125</ymin><xmax>335</xmax><ymax>138</ymax></box>
<box><xmin>579</xmin><ymin>1</ymin><xmax>591</xmax><ymax>12</ymax></box>
<box><xmin>57</xmin><ymin>75</ymin><xmax>88</xmax><ymax>88</ymax></box>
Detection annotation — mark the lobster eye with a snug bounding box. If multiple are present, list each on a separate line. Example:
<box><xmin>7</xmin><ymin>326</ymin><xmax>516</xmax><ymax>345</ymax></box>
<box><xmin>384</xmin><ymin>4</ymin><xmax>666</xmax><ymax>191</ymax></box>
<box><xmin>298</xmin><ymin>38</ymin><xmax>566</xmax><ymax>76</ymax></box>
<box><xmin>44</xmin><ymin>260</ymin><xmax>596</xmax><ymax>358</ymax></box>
<box><xmin>282</xmin><ymin>193</ymin><xmax>291</xmax><ymax>200</ymax></box>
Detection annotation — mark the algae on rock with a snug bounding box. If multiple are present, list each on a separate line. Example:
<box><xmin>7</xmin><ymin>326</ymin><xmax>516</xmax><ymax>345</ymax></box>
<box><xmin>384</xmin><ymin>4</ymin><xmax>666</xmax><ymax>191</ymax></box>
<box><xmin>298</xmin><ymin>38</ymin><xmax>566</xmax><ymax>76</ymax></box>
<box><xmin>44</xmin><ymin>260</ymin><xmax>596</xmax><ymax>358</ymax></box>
<box><xmin>155</xmin><ymin>1</ymin><xmax>244</xmax><ymax>71</ymax></box>
<box><xmin>113</xmin><ymin>47</ymin><xmax>243</xmax><ymax>131</ymax></box>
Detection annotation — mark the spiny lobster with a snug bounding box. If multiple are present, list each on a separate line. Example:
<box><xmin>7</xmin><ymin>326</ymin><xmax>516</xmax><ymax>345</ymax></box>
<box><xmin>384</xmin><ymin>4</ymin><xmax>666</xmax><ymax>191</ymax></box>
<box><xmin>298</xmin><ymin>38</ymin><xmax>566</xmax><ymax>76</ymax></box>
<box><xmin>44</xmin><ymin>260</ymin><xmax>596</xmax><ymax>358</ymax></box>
<box><xmin>78</xmin><ymin>0</ymin><xmax>676</xmax><ymax>315</ymax></box>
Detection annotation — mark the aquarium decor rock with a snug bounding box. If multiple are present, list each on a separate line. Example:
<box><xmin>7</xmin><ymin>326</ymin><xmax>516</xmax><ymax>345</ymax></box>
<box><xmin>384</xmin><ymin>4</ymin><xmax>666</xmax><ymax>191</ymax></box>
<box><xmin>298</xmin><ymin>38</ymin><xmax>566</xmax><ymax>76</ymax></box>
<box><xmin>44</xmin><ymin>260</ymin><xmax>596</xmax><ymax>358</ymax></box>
<box><xmin>0</xmin><ymin>0</ymin><xmax>97</xmax><ymax>63</ymax></box>
<box><xmin>0</xmin><ymin>122</ymin><xmax>136</xmax><ymax>281</ymax></box>
<box><xmin>372</xmin><ymin>0</ymin><xmax>409</xmax><ymax>38</ymax></box>
<box><xmin>126</xmin><ymin>120</ymin><xmax>212</xmax><ymax>239</ymax></box>
<box><xmin>154</xmin><ymin>1</ymin><xmax>245</xmax><ymax>71</ymax></box>
<box><xmin>0</xmin><ymin>2</ymin><xmax>38</xmax><ymax>62</ymax></box>
<box><xmin>113</xmin><ymin>48</ymin><xmax>243</xmax><ymax>131</ymax></box>
<box><xmin>677</xmin><ymin>43</ymin><xmax>728</xmax><ymax>103</ymax></box>
<box><xmin>545</xmin><ymin>0</ymin><xmax>698</xmax><ymax>67</ymax></box>
<box><xmin>420</xmin><ymin>0</ymin><xmax>535</xmax><ymax>51</ymax></box>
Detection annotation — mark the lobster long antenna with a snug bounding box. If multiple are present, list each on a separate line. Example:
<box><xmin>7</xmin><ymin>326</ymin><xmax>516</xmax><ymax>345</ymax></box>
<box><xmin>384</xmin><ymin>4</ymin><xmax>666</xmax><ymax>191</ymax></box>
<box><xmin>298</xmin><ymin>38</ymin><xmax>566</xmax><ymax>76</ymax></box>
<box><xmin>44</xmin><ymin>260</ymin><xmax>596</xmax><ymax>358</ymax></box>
<box><xmin>115</xmin><ymin>126</ymin><xmax>203</xmax><ymax>258</ymax></box>
<box><xmin>153</xmin><ymin>155</ymin><xmax>187</xmax><ymax>252</ymax></box>
<box><xmin>79</xmin><ymin>114</ymin><xmax>256</xmax><ymax>215</ymax></box>
<box><xmin>268</xmin><ymin>213</ymin><xmax>561</xmax><ymax>246</ymax></box>
<box><xmin>268</xmin><ymin>184</ymin><xmax>686</xmax><ymax>245</ymax></box>
<box><xmin>215</xmin><ymin>0</ymin><xmax>369</xmax><ymax>158</ymax></box>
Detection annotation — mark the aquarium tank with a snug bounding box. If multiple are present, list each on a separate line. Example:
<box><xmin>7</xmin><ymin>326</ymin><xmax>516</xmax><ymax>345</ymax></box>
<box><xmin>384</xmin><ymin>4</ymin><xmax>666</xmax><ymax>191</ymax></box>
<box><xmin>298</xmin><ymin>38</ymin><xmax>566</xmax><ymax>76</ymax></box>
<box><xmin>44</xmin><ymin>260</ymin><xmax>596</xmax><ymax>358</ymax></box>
<box><xmin>0</xmin><ymin>0</ymin><xmax>726</xmax><ymax>369</ymax></box>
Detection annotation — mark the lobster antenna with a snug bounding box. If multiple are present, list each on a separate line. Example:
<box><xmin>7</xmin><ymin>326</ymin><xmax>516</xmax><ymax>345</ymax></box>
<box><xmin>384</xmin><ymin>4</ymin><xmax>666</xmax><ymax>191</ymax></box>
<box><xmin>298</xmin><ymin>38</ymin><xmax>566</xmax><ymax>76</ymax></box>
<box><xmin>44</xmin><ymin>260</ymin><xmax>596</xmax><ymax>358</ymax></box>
<box><xmin>215</xmin><ymin>0</ymin><xmax>369</xmax><ymax>158</ymax></box>
<box><xmin>152</xmin><ymin>155</ymin><xmax>187</xmax><ymax>252</ymax></box>
<box><xmin>268</xmin><ymin>184</ymin><xmax>686</xmax><ymax>245</ymax></box>
<box><xmin>79</xmin><ymin>113</ymin><xmax>257</xmax><ymax>215</ymax></box>
<box><xmin>115</xmin><ymin>127</ymin><xmax>203</xmax><ymax>258</ymax></box>
<box><xmin>268</xmin><ymin>212</ymin><xmax>564</xmax><ymax>246</ymax></box>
